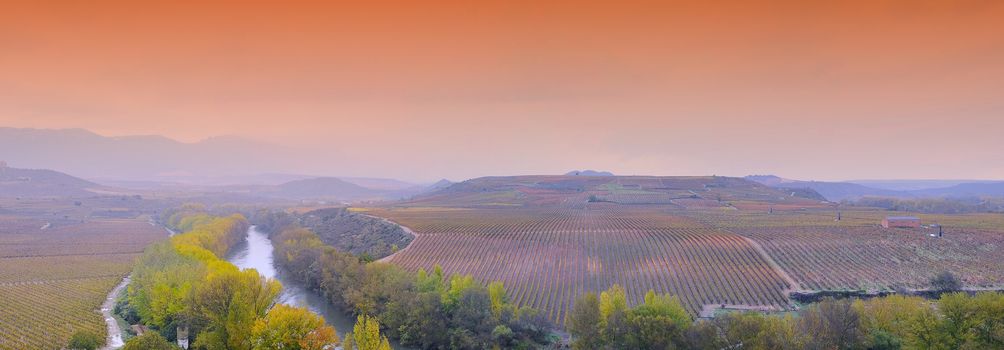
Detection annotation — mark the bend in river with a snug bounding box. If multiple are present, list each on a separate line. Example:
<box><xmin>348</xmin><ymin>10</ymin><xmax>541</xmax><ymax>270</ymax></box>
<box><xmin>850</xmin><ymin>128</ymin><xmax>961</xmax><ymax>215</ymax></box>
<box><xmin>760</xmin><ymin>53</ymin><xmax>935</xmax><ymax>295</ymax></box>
<box><xmin>226</xmin><ymin>226</ymin><xmax>355</xmax><ymax>337</ymax></box>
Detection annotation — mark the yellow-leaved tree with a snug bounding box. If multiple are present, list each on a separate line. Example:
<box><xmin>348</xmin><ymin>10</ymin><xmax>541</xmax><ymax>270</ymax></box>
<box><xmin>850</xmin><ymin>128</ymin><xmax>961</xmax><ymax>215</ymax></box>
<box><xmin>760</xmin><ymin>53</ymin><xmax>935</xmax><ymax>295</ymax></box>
<box><xmin>342</xmin><ymin>314</ymin><xmax>391</xmax><ymax>350</ymax></box>
<box><xmin>250</xmin><ymin>304</ymin><xmax>339</xmax><ymax>350</ymax></box>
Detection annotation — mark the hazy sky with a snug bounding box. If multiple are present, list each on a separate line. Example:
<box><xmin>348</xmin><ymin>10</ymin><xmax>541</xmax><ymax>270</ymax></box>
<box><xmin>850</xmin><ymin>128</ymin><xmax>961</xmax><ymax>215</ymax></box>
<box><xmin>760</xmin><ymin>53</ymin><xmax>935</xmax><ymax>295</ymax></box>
<box><xmin>2</xmin><ymin>0</ymin><xmax>1004</xmax><ymax>181</ymax></box>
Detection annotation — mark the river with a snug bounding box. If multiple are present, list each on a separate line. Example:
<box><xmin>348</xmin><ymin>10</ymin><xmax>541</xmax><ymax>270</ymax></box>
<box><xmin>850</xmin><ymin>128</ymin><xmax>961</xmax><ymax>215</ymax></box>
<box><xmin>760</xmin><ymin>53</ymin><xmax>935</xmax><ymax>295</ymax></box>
<box><xmin>226</xmin><ymin>225</ymin><xmax>356</xmax><ymax>339</ymax></box>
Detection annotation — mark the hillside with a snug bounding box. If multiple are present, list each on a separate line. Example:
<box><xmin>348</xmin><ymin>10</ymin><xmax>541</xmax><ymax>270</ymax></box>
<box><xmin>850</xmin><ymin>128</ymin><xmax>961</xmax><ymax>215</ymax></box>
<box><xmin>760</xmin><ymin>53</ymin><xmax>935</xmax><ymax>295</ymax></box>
<box><xmin>0</xmin><ymin>164</ymin><xmax>101</xmax><ymax>197</ymax></box>
<box><xmin>406</xmin><ymin>175</ymin><xmax>826</xmax><ymax>208</ymax></box>
<box><xmin>748</xmin><ymin>175</ymin><xmax>1004</xmax><ymax>201</ymax></box>
<box><xmin>297</xmin><ymin>208</ymin><xmax>412</xmax><ymax>259</ymax></box>
<box><xmin>911</xmin><ymin>182</ymin><xmax>1004</xmax><ymax>197</ymax></box>
<box><xmin>273</xmin><ymin>177</ymin><xmax>379</xmax><ymax>200</ymax></box>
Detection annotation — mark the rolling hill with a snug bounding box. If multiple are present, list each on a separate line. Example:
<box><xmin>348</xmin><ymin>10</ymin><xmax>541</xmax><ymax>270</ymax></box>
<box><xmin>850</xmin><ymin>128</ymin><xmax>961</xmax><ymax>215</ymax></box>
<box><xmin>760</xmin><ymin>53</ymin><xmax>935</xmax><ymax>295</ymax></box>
<box><xmin>747</xmin><ymin>175</ymin><xmax>1004</xmax><ymax>201</ymax></box>
<box><xmin>0</xmin><ymin>163</ymin><xmax>103</xmax><ymax>197</ymax></box>
<box><xmin>273</xmin><ymin>177</ymin><xmax>382</xmax><ymax>200</ymax></box>
<box><xmin>406</xmin><ymin>175</ymin><xmax>826</xmax><ymax>208</ymax></box>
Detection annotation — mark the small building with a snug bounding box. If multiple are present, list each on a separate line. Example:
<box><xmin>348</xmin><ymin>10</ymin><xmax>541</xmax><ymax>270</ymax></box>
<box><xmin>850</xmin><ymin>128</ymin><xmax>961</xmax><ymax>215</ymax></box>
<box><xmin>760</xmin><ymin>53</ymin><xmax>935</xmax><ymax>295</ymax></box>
<box><xmin>882</xmin><ymin>216</ymin><xmax>921</xmax><ymax>229</ymax></box>
<box><xmin>130</xmin><ymin>324</ymin><xmax>149</xmax><ymax>336</ymax></box>
<box><xmin>177</xmin><ymin>326</ymin><xmax>190</xmax><ymax>349</ymax></box>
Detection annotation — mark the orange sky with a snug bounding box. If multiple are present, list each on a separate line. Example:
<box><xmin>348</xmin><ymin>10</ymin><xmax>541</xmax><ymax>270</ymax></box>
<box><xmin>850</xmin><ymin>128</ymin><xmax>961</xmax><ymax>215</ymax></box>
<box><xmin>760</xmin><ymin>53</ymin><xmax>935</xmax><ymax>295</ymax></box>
<box><xmin>2</xmin><ymin>0</ymin><xmax>1003</xmax><ymax>181</ymax></box>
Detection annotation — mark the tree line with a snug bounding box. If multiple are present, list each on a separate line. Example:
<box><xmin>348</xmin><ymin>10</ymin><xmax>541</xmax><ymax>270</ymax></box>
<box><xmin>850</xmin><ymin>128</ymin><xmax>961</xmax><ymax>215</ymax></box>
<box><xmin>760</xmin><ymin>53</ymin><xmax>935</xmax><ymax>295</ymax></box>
<box><xmin>567</xmin><ymin>284</ymin><xmax>1004</xmax><ymax>349</ymax></box>
<box><xmin>121</xmin><ymin>213</ymin><xmax>339</xmax><ymax>349</ymax></box>
<box><xmin>850</xmin><ymin>196</ymin><xmax>1004</xmax><ymax>214</ymax></box>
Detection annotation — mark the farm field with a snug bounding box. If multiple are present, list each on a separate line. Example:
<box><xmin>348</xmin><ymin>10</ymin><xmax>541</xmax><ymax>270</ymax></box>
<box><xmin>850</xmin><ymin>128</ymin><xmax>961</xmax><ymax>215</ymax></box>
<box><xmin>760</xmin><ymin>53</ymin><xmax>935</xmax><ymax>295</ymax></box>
<box><xmin>369</xmin><ymin>207</ymin><xmax>792</xmax><ymax>323</ymax></box>
<box><xmin>363</xmin><ymin>176</ymin><xmax>1004</xmax><ymax>325</ymax></box>
<box><xmin>699</xmin><ymin>210</ymin><xmax>1004</xmax><ymax>291</ymax></box>
<box><xmin>0</xmin><ymin>217</ymin><xmax>167</xmax><ymax>350</ymax></box>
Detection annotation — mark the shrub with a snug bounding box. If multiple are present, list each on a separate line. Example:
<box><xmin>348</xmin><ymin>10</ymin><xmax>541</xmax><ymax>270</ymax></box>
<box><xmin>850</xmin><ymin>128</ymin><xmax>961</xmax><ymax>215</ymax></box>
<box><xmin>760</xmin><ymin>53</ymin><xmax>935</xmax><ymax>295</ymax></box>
<box><xmin>930</xmin><ymin>271</ymin><xmax>962</xmax><ymax>292</ymax></box>
<box><xmin>122</xmin><ymin>332</ymin><xmax>178</xmax><ymax>350</ymax></box>
<box><xmin>67</xmin><ymin>330</ymin><xmax>102</xmax><ymax>350</ymax></box>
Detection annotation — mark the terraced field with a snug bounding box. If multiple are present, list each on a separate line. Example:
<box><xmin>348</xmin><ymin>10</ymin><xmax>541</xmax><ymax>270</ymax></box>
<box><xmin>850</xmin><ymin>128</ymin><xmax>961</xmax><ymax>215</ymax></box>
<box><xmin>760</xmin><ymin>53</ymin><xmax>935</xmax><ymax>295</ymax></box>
<box><xmin>0</xmin><ymin>217</ymin><xmax>167</xmax><ymax>350</ymax></box>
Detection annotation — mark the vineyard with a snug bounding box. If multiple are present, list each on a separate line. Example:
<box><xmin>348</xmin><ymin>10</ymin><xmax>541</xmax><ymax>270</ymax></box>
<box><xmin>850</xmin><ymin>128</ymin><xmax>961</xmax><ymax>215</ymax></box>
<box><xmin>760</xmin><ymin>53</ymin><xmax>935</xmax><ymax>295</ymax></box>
<box><xmin>366</xmin><ymin>207</ymin><xmax>794</xmax><ymax>324</ymax></box>
<box><xmin>0</xmin><ymin>218</ymin><xmax>167</xmax><ymax>350</ymax></box>
<box><xmin>702</xmin><ymin>210</ymin><xmax>1004</xmax><ymax>291</ymax></box>
<box><xmin>364</xmin><ymin>175</ymin><xmax>1004</xmax><ymax>325</ymax></box>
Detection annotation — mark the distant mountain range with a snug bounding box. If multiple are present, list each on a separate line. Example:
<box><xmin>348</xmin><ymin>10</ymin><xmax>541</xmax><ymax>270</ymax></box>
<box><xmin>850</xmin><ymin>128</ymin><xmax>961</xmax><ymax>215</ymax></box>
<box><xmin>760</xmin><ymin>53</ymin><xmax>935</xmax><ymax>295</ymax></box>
<box><xmin>0</xmin><ymin>128</ymin><xmax>443</xmax><ymax>201</ymax></box>
<box><xmin>565</xmin><ymin>170</ymin><xmax>614</xmax><ymax>176</ymax></box>
<box><xmin>0</xmin><ymin>127</ymin><xmax>298</xmax><ymax>181</ymax></box>
<box><xmin>746</xmin><ymin>175</ymin><xmax>1004</xmax><ymax>202</ymax></box>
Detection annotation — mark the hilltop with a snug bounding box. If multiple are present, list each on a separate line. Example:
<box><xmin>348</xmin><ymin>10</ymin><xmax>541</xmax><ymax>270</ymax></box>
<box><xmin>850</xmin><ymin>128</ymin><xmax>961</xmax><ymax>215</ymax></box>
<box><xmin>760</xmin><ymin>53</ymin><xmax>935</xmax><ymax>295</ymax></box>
<box><xmin>403</xmin><ymin>175</ymin><xmax>826</xmax><ymax>208</ymax></box>
<box><xmin>564</xmin><ymin>169</ymin><xmax>614</xmax><ymax>176</ymax></box>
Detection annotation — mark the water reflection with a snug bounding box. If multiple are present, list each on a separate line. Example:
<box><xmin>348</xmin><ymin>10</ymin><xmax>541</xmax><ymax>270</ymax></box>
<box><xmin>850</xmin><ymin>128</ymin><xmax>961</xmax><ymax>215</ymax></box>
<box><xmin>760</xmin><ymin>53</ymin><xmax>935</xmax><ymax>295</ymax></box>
<box><xmin>227</xmin><ymin>226</ymin><xmax>354</xmax><ymax>339</ymax></box>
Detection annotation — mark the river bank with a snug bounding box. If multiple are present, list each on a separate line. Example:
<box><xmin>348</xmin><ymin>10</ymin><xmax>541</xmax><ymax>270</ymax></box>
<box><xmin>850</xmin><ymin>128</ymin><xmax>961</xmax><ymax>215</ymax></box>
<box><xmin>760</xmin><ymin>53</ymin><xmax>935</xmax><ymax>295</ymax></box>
<box><xmin>225</xmin><ymin>226</ymin><xmax>355</xmax><ymax>341</ymax></box>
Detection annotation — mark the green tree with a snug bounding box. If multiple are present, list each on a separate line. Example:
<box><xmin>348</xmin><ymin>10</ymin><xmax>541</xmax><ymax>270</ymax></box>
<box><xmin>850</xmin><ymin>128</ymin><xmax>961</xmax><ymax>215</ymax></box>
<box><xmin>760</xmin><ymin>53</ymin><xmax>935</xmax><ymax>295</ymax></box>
<box><xmin>396</xmin><ymin>292</ymin><xmax>449</xmax><ymax>348</ymax></box>
<box><xmin>67</xmin><ymin>330</ymin><xmax>102</xmax><ymax>350</ymax></box>
<box><xmin>567</xmin><ymin>292</ymin><xmax>602</xmax><ymax>350</ymax></box>
<box><xmin>854</xmin><ymin>294</ymin><xmax>928</xmax><ymax>347</ymax></box>
<box><xmin>122</xmin><ymin>332</ymin><xmax>178</xmax><ymax>350</ymax></box>
<box><xmin>868</xmin><ymin>330</ymin><xmax>903</xmax><ymax>350</ymax></box>
<box><xmin>931</xmin><ymin>271</ymin><xmax>962</xmax><ymax>293</ymax></box>
<box><xmin>938</xmin><ymin>292</ymin><xmax>977</xmax><ymax>349</ymax></box>
<box><xmin>451</xmin><ymin>285</ymin><xmax>495</xmax><ymax>346</ymax></box>
<box><xmin>624</xmin><ymin>291</ymin><xmax>691</xmax><ymax>349</ymax></box>
<box><xmin>907</xmin><ymin>305</ymin><xmax>949</xmax><ymax>349</ymax></box>
<box><xmin>128</xmin><ymin>242</ymin><xmax>207</xmax><ymax>329</ymax></box>
<box><xmin>966</xmin><ymin>292</ymin><xmax>1004</xmax><ymax>349</ymax></box>
<box><xmin>443</xmin><ymin>274</ymin><xmax>477</xmax><ymax>308</ymax></box>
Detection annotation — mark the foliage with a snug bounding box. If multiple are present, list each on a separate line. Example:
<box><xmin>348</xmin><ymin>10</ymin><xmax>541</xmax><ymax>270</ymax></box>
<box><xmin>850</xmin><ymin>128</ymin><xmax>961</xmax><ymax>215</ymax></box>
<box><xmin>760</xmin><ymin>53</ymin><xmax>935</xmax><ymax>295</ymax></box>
<box><xmin>67</xmin><ymin>330</ymin><xmax>102</xmax><ymax>350</ymax></box>
<box><xmin>190</xmin><ymin>267</ymin><xmax>282</xmax><ymax>350</ymax></box>
<box><xmin>126</xmin><ymin>212</ymin><xmax>334</xmax><ymax>349</ymax></box>
<box><xmin>931</xmin><ymin>271</ymin><xmax>963</xmax><ymax>293</ymax></box>
<box><xmin>682</xmin><ymin>292</ymin><xmax>1004</xmax><ymax>350</ymax></box>
<box><xmin>343</xmin><ymin>315</ymin><xmax>391</xmax><ymax>350</ymax></box>
<box><xmin>567</xmin><ymin>285</ymin><xmax>691</xmax><ymax>349</ymax></box>
<box><xmin>122</xmin><ymin>332</ymin><xmax>179</xmax><ymax>350</ymax></box>
<box><xmin>251</xmin><ymin>304</ymin><xmax>339</xmax><ymax>350</ymax></box>
<box><xmin>566</xmin><ymin>293</ymin><xmax>601</xmax><ymax>350</ymax></box>
<box><xmin>851</xmin><ymin>196</ymin><xmax>1004</xmax><ymax>214</ymax></box>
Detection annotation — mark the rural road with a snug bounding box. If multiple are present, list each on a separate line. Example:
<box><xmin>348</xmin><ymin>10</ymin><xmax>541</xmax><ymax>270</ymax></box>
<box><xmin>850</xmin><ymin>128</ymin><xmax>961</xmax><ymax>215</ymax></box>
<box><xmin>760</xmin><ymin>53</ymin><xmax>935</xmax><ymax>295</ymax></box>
<box><xmin>99</xmin><ymin>276</ymin><xmax>129</xmax><ymax>350</ymax></box>
<box><xmin>365</xmin><ymin>215</ymin><xmax>420</xmax><ymax>263</ymax></box>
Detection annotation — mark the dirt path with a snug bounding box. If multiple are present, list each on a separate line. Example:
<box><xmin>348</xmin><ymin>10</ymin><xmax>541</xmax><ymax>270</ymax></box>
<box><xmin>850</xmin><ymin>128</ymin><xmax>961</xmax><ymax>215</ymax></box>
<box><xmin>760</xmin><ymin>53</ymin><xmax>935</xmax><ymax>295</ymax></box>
<box><xmin>362</xmin><ymin>214</ymin><xmax>421</xmax><ymax>263</ymax></box>
<box><xmin>739</xmin><ymin>236</ymin><xmax>806</xmax><ymax>294</ymax></box>
<box><xmin>99</xmin><ymin>276</ymin><xmax>129</xmax><ymax>350</ymax></box>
